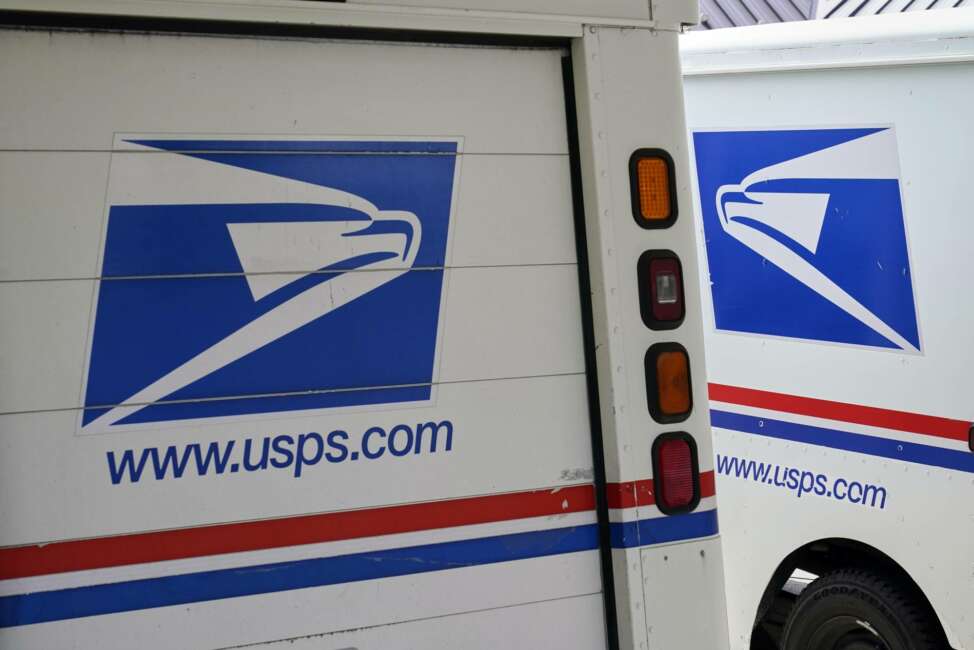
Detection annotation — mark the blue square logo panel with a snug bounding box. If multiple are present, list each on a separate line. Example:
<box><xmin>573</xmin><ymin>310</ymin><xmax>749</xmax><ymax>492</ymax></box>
<box><xmin>82</xmin><ymin>138</ymin><xmax>459</xmax><ymax>430</ymax></box>
<box><xmin>692</xmin><ymin>127</ymin><xmax>920</xmax><ymax>352</ymax></box>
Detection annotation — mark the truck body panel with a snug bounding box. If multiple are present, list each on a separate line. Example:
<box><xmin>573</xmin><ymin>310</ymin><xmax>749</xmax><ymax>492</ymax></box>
<box><xmin>0</xmin><ymin>2</ymin><xmax>730</xmax><ymax>647</ymax></box>
<box><xmin>682</xmin><ymin>11</ymin><xmax>974</xmax><ymax>648</ymax></box>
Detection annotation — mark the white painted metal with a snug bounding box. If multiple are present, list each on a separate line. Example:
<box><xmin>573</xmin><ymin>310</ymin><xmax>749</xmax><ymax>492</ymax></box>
<box><xmin>682</xmin><ymin>14</ymin><xmax>974</xmax><ymax>650</ymax></box>
<box><xmin>682</xmin><ymin>8</ymin><xmax>974</xmax><ymax>73</ymax></box>
<box><xmin>351</xmin><ymin>0</ymin><xmax>651</xmax><ymax>20</ymax></box>
<box><xmin>573</xmin><ymin>25</ymin><xmax>729</xmax><ymax>650</ymax></box>
<box><xmin>642</xmin><ymin>537</ymin><xmax>729</xmax><ymax>649</ymax></box>
<box><xmin>0</xmin><ymin>0</ymin><xmax>690</xmax><ymax>37</ymax></box>
<box><xmin>0</xmin><ymin>0</ymin><xmax>729</xmax><ymax>647</ymax></box>
<box><xmin>651</xmin><ymin>0</ymin><xmax>702</xmax><ymax>30</ymax></box>
<box><xmin>0</xmin><ymin>30</ymin><xmax>569</xmax><ymax>153</ymax></box>
<box><xmin>230</xmin><ymin>594</ymin><xmax>612</xmax><ymax>650</ymax></box>
<box><xmin>0</xmin><ymin>375</ymin><xmax>593</xmax><ymax>544</ymax></box>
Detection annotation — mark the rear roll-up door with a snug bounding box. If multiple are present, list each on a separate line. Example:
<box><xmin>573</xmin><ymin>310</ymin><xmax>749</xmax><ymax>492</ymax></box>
<box><xmin>0</xmin><ymin>26</ymin><xmax>611</xmax><ymax>649</ymax></box>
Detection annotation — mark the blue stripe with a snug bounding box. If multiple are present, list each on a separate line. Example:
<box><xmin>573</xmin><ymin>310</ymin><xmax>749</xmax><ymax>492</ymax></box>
<box><xmin>609</xmin><ymin>509</ymin><xmax>719</xmax><ymax>549</ymax></box>
<box><xmin>711</xmin><ymin>409</ymin><xmax>974</xmax><ymax>473</ymax></box>
<box><xmin>0</xmin><ymin>525</ymin><xmax>597</xmax><ymax>628</ymax></box>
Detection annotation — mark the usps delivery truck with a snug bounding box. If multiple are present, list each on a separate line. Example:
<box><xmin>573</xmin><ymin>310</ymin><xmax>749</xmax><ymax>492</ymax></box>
<box><xmin>0</xmin><ymin>1</ymin><xmax>730</xmax><ymax>648</ymax></box>
<box><xmin>682</xmin><ymin>9</ymin><xmax>974</xmax><ymax>650</ymax></box>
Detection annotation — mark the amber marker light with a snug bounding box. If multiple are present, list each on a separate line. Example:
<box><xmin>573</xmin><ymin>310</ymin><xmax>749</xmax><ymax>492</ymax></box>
<box><xmin>629</xmin><ymin>149</ymin><xmax>677</xmax><ymax>228</ymax></box>
<box><xmin>645</xmin><ymin>343</ymin><xmax>692</xmax><ymax>423</ymax></box>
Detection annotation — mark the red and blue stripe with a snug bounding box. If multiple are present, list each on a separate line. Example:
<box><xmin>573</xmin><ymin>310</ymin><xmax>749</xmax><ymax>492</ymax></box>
<box><xmin>0</xmin><ymin>476</ymin><xmax>719</xmax><ymax>627</ymax></box>
<box><xmin>709</xmin><ymin>383</ymin><xmax>973</xmax><ymax>473</ymax></box>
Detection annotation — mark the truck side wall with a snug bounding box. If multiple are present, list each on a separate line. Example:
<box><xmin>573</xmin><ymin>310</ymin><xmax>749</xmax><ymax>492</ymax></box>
<box><xmin>684</xmin><ymin>53</ymin><xmax>974</xmax><ymax>650</ymax></box>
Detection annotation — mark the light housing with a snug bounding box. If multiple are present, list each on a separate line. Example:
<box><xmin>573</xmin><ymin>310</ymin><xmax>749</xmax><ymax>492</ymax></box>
<box><xmin>637</xmin><ymin>250</ymin><xmax>685</xmax><ymax>330</ymax></box>
<box><xmin>629</xmin><ymin>148</ymin><xmax>677</xmax><ymax>229</ymax></box>
<box><xmin>652</xmin><ymin>432</ymin><xmax>700</xmax><ymax>514</ymax></box>
<box><xmin>645</xmin><ymin>343</ymin><xmax>693</xmax><ymax>423</ymax></box>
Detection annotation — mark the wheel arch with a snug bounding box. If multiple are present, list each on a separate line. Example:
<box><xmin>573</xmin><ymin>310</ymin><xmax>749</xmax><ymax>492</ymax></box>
<box><xmin>751</xmin><ymin>537</ymin><xmax>956</xmax><ymax>649</ymax></box>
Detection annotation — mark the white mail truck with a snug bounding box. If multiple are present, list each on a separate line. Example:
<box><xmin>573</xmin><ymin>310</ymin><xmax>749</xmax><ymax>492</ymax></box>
<box><xmin>0</xmin><ymin>1</ymin><xmax>729</xmax><ymax>648</ymax></box>
<box><xmin>682</xmin><ymin>10</ymin><xmax>974</xmax><ymax>650</ymax></box>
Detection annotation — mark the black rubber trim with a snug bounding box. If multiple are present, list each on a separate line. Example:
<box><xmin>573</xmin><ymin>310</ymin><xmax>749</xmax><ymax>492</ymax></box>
<box><xmin>0</xmin><ymin>9</ymin><xmax>567</xmax><ymax>48</ymax></box>
<box><xmin>636</xmin><ymin>249</ymin><xmax>686</xmax><ymax>331</ymax></box>
<box><xmin>629</xmin><ymin>148</ymin><xmax>678</xmax><ymax>229</ymax></box>
<box><xmin>562</xmin><ymin>54</ymin><xmax>621</xmax><ymax>650</ymax></box>
<box><xmin>644</xmin><ymin>342</ymin><xmax>693</xmax><ymax>424</ymax></box>
<box><xmin>651</xmin><ymin>432</ymin><xmax>701</xmax><ymax>515</ymax></box>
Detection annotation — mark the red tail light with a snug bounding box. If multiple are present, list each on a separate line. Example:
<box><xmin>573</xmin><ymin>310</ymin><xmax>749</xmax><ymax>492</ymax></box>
<box><xmin>652</xmin><ymin>433</ymin><xmax>700</xmax><ymax>514</ymax></box>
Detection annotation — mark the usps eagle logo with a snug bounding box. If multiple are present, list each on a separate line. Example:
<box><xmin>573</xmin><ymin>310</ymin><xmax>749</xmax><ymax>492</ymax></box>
<box><xmin>81</xmin><ymin>137</ymin><xmax>459</xmax><ymax>432</ymax></box>
<box><xmin>692</xmin><ymin>127</ymin><xmax>920</xmax><ymax>352</ymax></box>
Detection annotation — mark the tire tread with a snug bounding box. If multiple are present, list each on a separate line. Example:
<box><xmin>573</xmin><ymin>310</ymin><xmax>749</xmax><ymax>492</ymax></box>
<box><xmin>781</xmin><ymin>567</ymin><xmax>941</xmax><ymax>650</ymax></box>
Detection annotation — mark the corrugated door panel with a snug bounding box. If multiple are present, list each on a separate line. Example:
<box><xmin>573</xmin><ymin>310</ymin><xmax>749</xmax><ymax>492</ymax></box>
<box><xmin>0</xmin><ymin>27</ymin><xmax>608</xmax><ymax>650</ymax></box>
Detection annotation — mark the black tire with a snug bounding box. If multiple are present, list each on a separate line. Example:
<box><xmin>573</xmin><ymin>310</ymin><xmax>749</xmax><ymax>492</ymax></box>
<box><xmin>780</xmin><ymin>568</ymin><xmax>941</xmax><ymax>650</ymax></box>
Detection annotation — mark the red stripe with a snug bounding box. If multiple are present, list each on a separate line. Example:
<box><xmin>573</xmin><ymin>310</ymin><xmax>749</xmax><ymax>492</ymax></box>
<box><xmin>709</xmin><ymin>383</ymin><xmax>970</xmax><ymax>443</ymax></box>
<box><xmin>605</xmin><ymin>480</ymin><xmax>654</xmax><ymax>509</ymax></box>
<box><xmin>0</xmin><ymin>485</ymin><xmax>595</xmax><ymax>580</ymax></box>
<box><xmin>606</xmin><ymin>471</ymin><xmax>715</xmax><ymax>509</ymax></box>
<box><xmin>699</xmin><ymin>470</ymin><xmax>715</xmax><ymax>498</ymax></box>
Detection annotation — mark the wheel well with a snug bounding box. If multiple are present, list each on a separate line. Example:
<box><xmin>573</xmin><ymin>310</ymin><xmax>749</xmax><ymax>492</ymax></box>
<box><xmin>749</xmin><ymin>537</ymin><xmax>952</xmax><ymax>650</ymax></box>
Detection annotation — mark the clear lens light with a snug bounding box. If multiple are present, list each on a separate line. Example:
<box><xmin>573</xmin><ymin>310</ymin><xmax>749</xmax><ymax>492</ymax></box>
<box><xmin>655</xmin><ymin>272</ymin><xmax>678</xmax><ymax>305</ymax></box>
